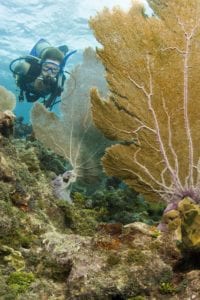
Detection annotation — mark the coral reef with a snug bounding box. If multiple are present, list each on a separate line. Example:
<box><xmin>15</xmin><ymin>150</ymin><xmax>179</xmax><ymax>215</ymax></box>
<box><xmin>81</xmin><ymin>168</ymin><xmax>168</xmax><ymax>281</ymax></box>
<box><xmin>90</xmin><ymin>0</ymin><xmax>200</xmax><ymax>204</ymax></box>
<box><xmin>0</xmin><ymin>1</ymin><xmax>200</xmax><ymax>296</ymax></box>
<box><xmin>0</xmin><ymin>117</ymin><xmax>199</xmax><ymax>299</ymax></box>
<box><xmin>90</xmin><ymin>185</ymin><xmax>165</xmax><ymax>224</ymax></box>
<box><xmin>14</xmin><ymin>116</ymin><xmax>32</xmax><ymax>138</ymax></box>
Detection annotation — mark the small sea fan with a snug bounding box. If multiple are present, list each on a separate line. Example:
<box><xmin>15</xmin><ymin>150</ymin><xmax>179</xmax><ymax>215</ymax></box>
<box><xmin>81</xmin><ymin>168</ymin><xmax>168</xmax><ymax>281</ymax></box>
<box><xmin>0</xmin><ymin>86</ymin><xmax>16</xmax><ymax>112</ymax></box>
<box><xmin>31</xmin><ymin>48</ymin><xmax>110</xmax><ymax>199</ymax></box>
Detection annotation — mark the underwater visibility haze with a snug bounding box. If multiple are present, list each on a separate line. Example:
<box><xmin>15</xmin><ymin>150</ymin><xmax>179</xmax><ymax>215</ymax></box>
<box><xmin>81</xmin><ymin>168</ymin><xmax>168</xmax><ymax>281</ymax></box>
<box><xmin>0</xmin><ymin>0</ymin><xmax>134</xmax><ymax>121</ymax></box>
<box><xmin>1</xmin><ymin>0</ymin><xmax>200</xmax><ymax>299</ymax></box>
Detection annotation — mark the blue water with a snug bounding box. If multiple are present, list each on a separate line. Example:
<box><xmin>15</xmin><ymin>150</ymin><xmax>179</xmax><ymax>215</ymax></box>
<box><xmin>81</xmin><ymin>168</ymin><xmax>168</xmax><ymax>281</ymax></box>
<box><xmin>0</xmin><ymin>0</ymin><xmax>151</xmax><ymax>122</ymax></box>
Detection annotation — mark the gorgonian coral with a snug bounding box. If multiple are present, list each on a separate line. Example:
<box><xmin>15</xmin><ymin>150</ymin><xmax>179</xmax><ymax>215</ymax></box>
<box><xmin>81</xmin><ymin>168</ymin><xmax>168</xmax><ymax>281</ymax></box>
<box><xmin>0</xmin><ymin>85</ymin><xmax>16</xmax><ymax>112</ymax></box>
<box><xmin>90</xmin><ymin>0</ymin><xmax>200</xmax><ymax>203</ymax></box>
<box><xmin>31</xmin><ymin>48</ymin><xmax>109</xmax><ymax>198</ymax></box>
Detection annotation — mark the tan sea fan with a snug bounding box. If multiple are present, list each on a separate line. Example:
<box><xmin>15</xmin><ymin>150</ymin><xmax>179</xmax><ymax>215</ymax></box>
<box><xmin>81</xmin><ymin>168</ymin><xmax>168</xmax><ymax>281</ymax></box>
<box><xmin>31</xmin><ymin>48</ymin><xmax>109</xmax><ymax>194</ymax></box>
<box><xmin>0</xmin><ymin>86</ymin><xmax>16</xmax><ymax>112</ymax></box>
<box><xmin>90</xmin><ymin>0</ymin><xmax>200</xmax><ymax>203</ymax></box>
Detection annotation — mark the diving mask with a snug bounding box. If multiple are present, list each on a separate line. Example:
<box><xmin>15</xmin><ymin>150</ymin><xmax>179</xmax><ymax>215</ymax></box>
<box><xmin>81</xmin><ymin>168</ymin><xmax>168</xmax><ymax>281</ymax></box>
<box><xmin>41</xmin><ymin>59</ymin><xmax>60</xmax><ymax>77</ymax></box>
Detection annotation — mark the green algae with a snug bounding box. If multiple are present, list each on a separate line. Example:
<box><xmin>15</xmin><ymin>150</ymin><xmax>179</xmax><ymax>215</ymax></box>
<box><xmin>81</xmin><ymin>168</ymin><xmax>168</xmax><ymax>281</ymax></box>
<box><xmin>7</xmin><ymin>271</ymin><xmax>35</xmax><ymax>295</ymax></box>
<box><xmin>56</xmin><ymin>196</ymin><xmax>100</xmax><ymax>236</ymax></box>
<box><xmin>159</xmin><ymin>281</ymin><xmax>177</xmax><ymax>294</ymax></box>
<box><xmin>1</xmin><ymin>245</ymin><xmax>25</xmax><ymax>271</ymax></box>
<box><xmin>106</xmin><ymin>253</ymin><xmax>121</xmax><ymax>267</ymax></box>
<box><xmin>128</xmin><ymin>297</ymin><xmax>146</xmax><ymax>300</ymax></box>
<box><xmin>126</xmin><ymin>249</ymin><xmax>147</xmax><ymax>265</ymax></box>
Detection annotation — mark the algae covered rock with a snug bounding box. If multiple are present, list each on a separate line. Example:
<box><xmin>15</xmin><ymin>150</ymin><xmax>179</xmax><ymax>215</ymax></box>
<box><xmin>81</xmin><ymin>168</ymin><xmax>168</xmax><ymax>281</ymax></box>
<box><xmin>0</xmin><ymin>150</ymin><xmax>15</xmax><ymax>182</ymax></box>
<box><xmin>159</xmin><ymin>197</ymin><xmax>200</xmax><ymax>254</ymax></box>
<box><xmin>41</xmin><ymin>226</ymin><xmax>174</xmax><ymax>299</ymax></box>
<box><xmin>178</xmin><ymin>197</ymin><xmax>200</xmax><ymax>252</ymax></box>
<box><xmin>0</xmin><ymin>98</ymin><xmax>199</xmax><ymax>299</ymax></box>
<box><xmin>0</xmin><ymin>245</ymin><xmax>25</xmax><ymax>271</ymax></box>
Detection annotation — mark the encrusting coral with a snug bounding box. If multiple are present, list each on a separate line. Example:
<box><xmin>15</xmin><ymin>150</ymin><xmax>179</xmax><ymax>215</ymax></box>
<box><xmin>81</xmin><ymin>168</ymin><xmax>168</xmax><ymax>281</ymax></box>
<box><xmin>90</xmin><ymin>0</ymin><xmax>200</xmax><ymax>204</ymax></box>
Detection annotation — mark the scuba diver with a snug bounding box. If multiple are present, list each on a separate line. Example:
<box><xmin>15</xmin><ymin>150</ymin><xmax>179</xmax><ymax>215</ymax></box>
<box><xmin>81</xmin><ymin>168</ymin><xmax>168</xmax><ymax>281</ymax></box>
<box><xmin>9</xmin><ymin>39</ymin><xmax>76</xmax><ymax>110</ymax></box>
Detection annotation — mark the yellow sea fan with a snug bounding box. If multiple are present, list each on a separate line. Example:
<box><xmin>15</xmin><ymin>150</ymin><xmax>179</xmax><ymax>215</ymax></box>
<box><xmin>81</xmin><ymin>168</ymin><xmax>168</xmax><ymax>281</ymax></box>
<box><xmin>90</xmin><ymin>0</ymin><xmax>200</xmax><ymax>203</ymax></box>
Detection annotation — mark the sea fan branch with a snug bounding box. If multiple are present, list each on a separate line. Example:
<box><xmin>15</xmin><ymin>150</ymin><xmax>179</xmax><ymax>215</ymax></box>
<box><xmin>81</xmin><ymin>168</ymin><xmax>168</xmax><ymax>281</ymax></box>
<box><xmin>128</xmin><ymin>55</ymin><xmax>183</xmax><ymax>191</ymax></box>
<box><xmin>90</xmin><ymin>1</ymin><xmax>200</xmax><ymax>203</ymax></box>
<box><xmin>182</xmin><ymin>25</ymin><xmax>199</xmax><ymax>187</ymax></box>
<box><xmin>133</xmin><ymin>148</ymin><xmax>175</xmax><ymax>194</ymax></box>
<box><xmin>161</xmin><ymin>96</ymin><xmax>179</xmax><ymax>177</ymax></box>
